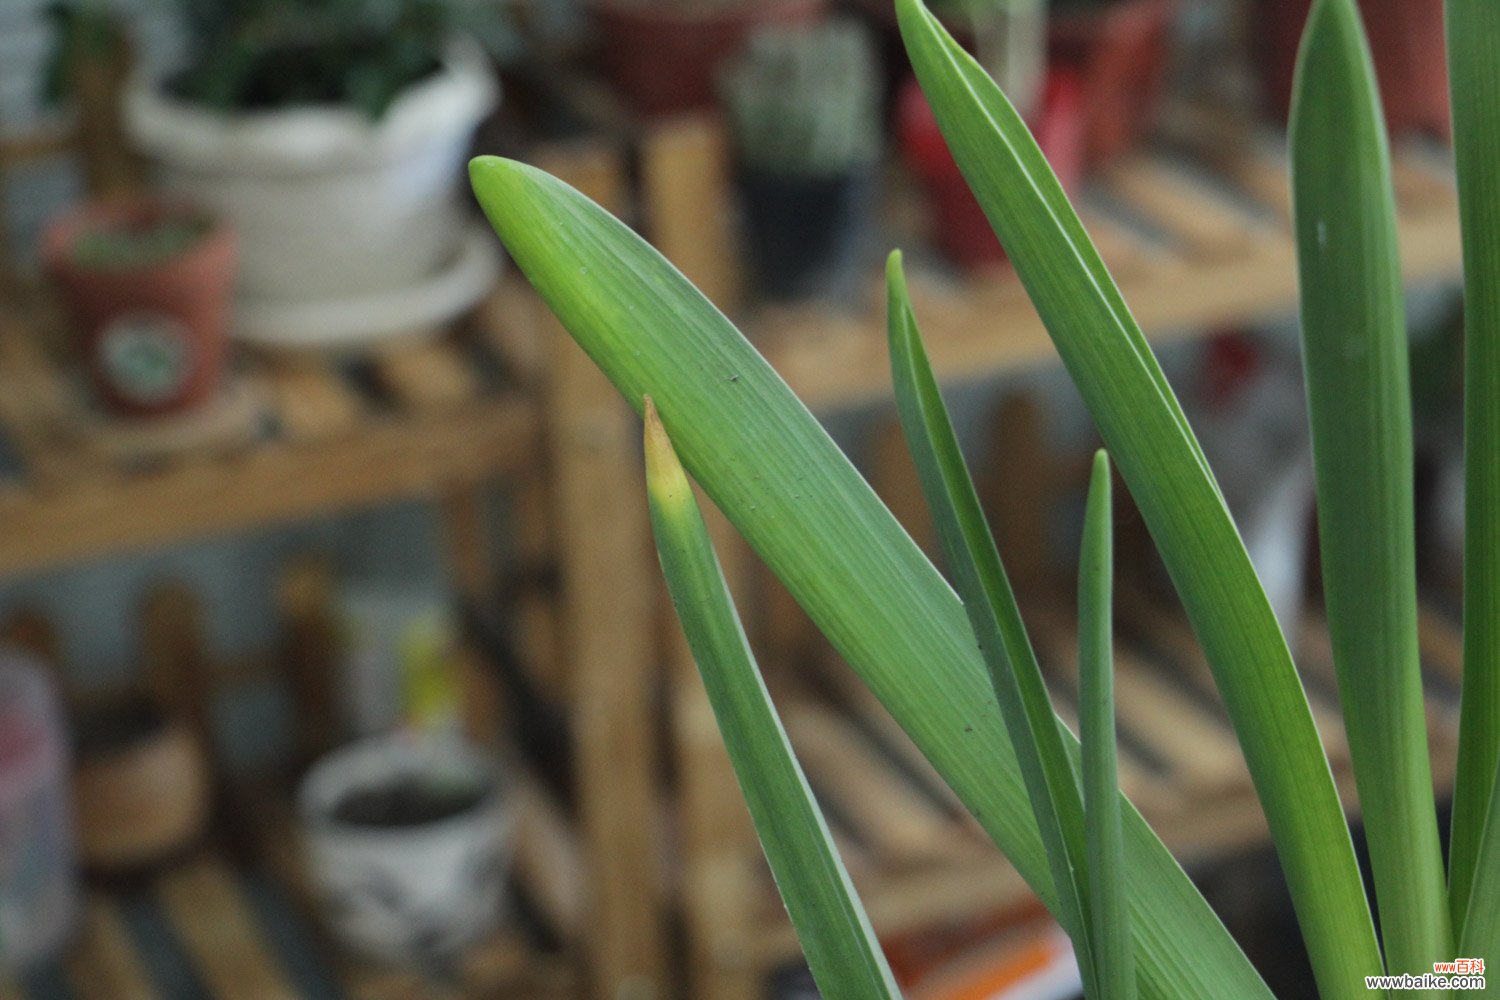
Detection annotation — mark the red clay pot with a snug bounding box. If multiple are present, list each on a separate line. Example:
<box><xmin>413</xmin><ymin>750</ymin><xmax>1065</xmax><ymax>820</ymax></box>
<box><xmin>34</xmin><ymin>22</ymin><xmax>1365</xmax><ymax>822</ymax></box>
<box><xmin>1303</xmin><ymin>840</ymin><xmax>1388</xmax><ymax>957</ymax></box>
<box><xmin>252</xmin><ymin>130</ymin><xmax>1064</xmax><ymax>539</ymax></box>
<box><xmin>898</xmin><ymin>72</ymin><xmax>1085</xmax><ymax>271</ymax></box>
<box><xmin>1256</xmin><ymin>0</ymin><xmax>1449</xmax><ymax>140</ymax></box>
<box><xmin>592</xmin><ymin>0</ymin><xmax>826</xmax><ymax>117</ymax></box>
<box><xmin>43</xmin><ymin>199</ymin><xmax>235</xmax><ymax>418</ymax></box>
<box><xmin>1049</xmin><ymin>0</ymin><xmax>1178</xmax><ymax>170</ymax></box>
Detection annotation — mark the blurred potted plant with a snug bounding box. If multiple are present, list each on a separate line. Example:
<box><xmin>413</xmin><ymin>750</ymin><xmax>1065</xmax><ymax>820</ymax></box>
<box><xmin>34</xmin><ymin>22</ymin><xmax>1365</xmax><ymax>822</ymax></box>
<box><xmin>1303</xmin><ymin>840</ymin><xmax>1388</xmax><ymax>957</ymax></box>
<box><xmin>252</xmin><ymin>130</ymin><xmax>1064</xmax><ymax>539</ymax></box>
<box><xmin>42</xmin><ymin>199</ymin><xmax>235</xmax><ymax>417</ymax></box>
<box><xmin>298</xmin><ymin>733</ymin><xmax>513</xmax><ymax>963</ymax></box>
<box><xmin>719</xmin><ymin>19</ymin><xmax>882</xmax><ymax>301</ymax></box>
<box><xmin>593</xmin><ymin>0</ymin><xmax>826</xmax><ymax>118</ymax></box>
<box><xmin>1255</xmin><ymin>0</ymin><xmax>1448</xmax><ymax>140</ymax></box>
<box><xmin>1047</xmin><ymin>0</ymin><xmax>1178</xmax><ymax>169</ymax></box>
<box><xmin>118</xmin><ymin>0</ymin><xmax>505</xmax><ymax>345</ymax></box>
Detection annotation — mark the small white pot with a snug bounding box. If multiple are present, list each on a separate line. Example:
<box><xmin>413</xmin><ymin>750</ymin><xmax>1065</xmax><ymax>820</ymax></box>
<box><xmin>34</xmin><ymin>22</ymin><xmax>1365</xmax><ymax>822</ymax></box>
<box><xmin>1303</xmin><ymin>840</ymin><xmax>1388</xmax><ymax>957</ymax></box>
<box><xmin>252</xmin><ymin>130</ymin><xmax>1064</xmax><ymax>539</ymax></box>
<box><xmin>123</xmin><ymin>42</ymin><xmax>498</xmax><ymax>306</ymax></box>
<box><xmin>297</xmin><ymin>735</ymin><xmax>512</xmax><ymax>963</ymax></box>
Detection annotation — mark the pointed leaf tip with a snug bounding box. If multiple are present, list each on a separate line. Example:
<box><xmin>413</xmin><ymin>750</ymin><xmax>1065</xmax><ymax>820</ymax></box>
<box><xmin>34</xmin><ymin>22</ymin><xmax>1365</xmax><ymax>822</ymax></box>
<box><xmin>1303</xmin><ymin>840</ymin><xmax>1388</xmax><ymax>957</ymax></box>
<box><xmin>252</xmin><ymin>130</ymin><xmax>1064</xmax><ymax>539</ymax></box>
<box><xmin>644</xmin><ymin>395</ymin><xmax>690</xmax><ymax>506</ymax></box>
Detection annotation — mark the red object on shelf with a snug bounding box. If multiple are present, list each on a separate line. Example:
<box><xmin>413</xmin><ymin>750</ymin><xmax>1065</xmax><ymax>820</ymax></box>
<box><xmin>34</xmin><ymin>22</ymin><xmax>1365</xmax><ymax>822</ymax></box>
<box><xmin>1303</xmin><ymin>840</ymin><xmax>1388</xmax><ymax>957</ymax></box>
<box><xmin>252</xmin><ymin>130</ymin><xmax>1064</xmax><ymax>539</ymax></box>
<box><xmin>1048</xmin><ymin>0</ymin><xmax>1178</xmax><ymax>170</ymax></box>
<box><xmin>42</xmin><ymin>199</ymin><xmax>236</xmax><ymax>418</ymax></box>
<box><xmin>1256</xmin><ymin>0</ymin><xmax>1449</xmax><ymax>140</ymax></box>
<box><xmin>592</xmin><ymin>0</ymin><xmax>826</xmax><ymax>118</ymax></box>
<box><xmin>897</xmin><ymin>71</ymin><xmax>1085</xmax><ymax>271</ymax></box>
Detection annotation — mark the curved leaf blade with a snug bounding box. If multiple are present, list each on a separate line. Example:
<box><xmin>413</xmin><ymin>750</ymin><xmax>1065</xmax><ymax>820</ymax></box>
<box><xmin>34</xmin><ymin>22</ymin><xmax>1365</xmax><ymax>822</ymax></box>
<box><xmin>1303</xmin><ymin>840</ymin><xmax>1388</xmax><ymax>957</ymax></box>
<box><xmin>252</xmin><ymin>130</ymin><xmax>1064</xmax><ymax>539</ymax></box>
<box><xmin>469</xmin><ymin>154</ymin><xmax>1273</xmax><ymax>1000</ymax></box>
<box><xmin>893</xmin><ymin>2</ymin><xmax>1382</xmax><ymax>996</ymax></box>
<box><xmin>886</xmin><ymin>252</ymin><xmax>1095</xmax><ymax>992</ymax></box>
<box><xmin>1080</xmin><ymin>452</ymin><xmax>1135</xmax><ymax>1000</ymax></box>
<box><xmin>644</xmin><ymin>399</ymin><xmax>902</xmax><ymax>1000</ymax></box>
<box><xmin>1445</xmin><ymin>0</ymin><xmax>1500</xmax><ymax>939</ymax></box>
<box><xmin>1289</xmin><ymin>0</ymin><xmax>1451</xmax><ymax>981</ymax></box>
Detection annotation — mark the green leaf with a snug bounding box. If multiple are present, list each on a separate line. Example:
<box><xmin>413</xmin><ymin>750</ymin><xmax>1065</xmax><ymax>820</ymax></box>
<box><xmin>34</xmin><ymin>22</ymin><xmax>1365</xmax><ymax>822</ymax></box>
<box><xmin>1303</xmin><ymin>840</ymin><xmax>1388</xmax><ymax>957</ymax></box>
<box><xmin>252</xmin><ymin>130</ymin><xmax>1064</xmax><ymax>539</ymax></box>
<box><xmin>893</xmin><ymin>2</ymin><xmax>1383</xmax><ymax>997</ymax></box>
<box><xmin>1460</xmin><ymin>764</ymin><xmax>1500</xmax><ymax>959</ymax></box>
<box><xmin>885</xmin><ymin>252</ymin><xmax>1095</xmax><ymax>993</ymax></box>
<box><xmin>1445</xmin><ymin>0</ymin><xmax>1500</xmax><ymax>941</ymax></box>
<box><xmin>469</xmin><ymin>155</ymin><xmax>1273</xmax><ymax>1000</ymax></box>
<box><xmin>643</xmin><ymin>399</ymin><xmax>902</xmax><ymax>1000</ymax></box>
<box><xmin>1079</xmin><ymin>451</ymin><xmax>1135</xmax><ymax>1000</ymax></box>
<box><xmin>1288</xmin><ymin>0</ymin><xmax>1452</xmax><ymax>982</ymax></box>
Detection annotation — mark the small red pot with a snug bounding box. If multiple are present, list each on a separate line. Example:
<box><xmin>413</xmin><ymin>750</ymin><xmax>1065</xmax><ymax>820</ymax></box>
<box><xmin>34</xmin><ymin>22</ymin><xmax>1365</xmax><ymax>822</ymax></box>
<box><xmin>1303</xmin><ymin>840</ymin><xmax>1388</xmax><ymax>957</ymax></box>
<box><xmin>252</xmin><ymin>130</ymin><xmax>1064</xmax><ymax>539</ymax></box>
<box><xmin>592</xmin><ymin>0</ymin><xmax>826</xmax><ymax>118</ymax></box>
<box><xmin>1256</xmin><ymin>0</ymin><xmax>1449</xmax><ymax>140</ymax></box>
<box><xmin>898</xmin><ymin>72</ymin><xmax>1085</xmax><ymax>271</ymax></box>
<box><xmin>1049</xmin><ymin>0</ymin><xmax>1178</xmax><ymax>170</ymax></box>
<box><xmin>43</xmin><ymin>199</ymin><xmax>236</xmax><ymax>418</ymax></box>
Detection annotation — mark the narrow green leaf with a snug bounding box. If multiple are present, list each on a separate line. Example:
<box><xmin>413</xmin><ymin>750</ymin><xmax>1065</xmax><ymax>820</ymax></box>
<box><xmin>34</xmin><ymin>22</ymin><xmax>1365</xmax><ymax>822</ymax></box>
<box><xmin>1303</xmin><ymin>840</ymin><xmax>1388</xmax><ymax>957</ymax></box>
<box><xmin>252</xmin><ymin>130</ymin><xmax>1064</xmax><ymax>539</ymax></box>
<box><xmin>643</xmin><ymin>398</ymin><xmax>903</xmax><ymax>1000</ymax></box>
<box><xmin>1446</xmin><ymin>0</ymin><xmax>1500</xmax><ymax>940</ymax></box>
<box><xmin>1460</xmin><ymin>763</ymin><xmax>1500</xmax><ymax>959</ymax></box>
<box><xmin>885</xmin><ymin>251</ymin><xmax>1095</xmax><ymax>993</ymax></box>
<box><xmin>1079</xmin><ymin>452</ymin><xmax>1134</xmax><ymax>1000</ymax></box>
<box><xmin>1289</xmin><ymin>0</ymin><xmax>1452</xmax><ymax>982</ymax></box>
<box><xmin>894</xmin><ymin>2</ymin><xmax>1382</xmax><ymax>997</ymax></box>
<box><xmin>470</xmin><ymin>155</ymin><xmax>1274</xmax><ymax>1000</ymax></box>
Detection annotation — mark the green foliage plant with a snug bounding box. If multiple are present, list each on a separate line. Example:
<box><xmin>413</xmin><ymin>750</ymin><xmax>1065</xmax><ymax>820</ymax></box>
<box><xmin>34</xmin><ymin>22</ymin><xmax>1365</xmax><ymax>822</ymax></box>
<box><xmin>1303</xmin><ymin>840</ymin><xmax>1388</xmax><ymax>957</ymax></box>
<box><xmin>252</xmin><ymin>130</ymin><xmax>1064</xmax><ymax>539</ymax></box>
<box><xmin>470</xmin><ymin>0</ymin><xmax>1500</xmax><ymax>995</ymax></box>
<box><xmin>718</xmin><ymin>19</ymin><xmax>882</xmax><ymax>178</ymax></box>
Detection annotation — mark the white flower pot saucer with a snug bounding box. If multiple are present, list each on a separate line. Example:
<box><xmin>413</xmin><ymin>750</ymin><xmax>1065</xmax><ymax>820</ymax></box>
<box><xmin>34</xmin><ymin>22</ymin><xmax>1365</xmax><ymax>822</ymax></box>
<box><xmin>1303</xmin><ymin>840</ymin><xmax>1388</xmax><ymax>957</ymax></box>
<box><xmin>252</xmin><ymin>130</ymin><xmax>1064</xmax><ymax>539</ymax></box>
<box><xmin>231</xmin><ymin>224</ymin><xmax>503</xmax><ymax>354</ymax></box>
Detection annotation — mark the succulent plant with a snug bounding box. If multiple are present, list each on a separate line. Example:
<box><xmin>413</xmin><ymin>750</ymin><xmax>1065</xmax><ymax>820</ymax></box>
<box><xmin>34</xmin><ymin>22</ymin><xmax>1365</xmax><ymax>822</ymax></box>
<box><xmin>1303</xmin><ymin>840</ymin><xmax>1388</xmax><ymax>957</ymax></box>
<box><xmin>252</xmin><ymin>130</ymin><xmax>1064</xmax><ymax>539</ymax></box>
<box><xmin>718</xmin><ymin>19</ymin><xmax>882</xmax><ymax>178</ymax></box>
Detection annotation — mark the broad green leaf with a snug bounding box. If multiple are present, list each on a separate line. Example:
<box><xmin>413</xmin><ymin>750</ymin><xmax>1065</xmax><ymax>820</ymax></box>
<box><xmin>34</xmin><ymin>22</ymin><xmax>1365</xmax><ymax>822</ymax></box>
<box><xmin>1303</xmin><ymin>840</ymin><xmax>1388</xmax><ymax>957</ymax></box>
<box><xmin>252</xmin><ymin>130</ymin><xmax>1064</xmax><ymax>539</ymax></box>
<box><xmin>643</xmin><ymin>399</ymin><xmax>902</xmax><ymax>1000</ymax></box>
<box><xmin>885</xmin><ymin>252</ymin><xmax>1095</xmax><ymax>993</ymax></box>
<box><xmin>1080</xmin><ymin>452</ymin><xmax>1135</xmax><ymax>1000</ymax></box>
<box><xmin>893</xmin><ymin>2</ymin><xmax>1383</xmax><ymax>997</ymax></box>
<box><xmin>469</xmin><ymin>157</ymin><xmax>1273</xmax><ymax>1000</ymax></box>
<box><xmin>1289</xmin><ymin>0</ymin><xmax>1451</xmax><ymax>983</ymax></box>
<box><xmin>1446</xmin><ymin>0</ymin><xmax>1500</xmax><ymax>940</ymax></box>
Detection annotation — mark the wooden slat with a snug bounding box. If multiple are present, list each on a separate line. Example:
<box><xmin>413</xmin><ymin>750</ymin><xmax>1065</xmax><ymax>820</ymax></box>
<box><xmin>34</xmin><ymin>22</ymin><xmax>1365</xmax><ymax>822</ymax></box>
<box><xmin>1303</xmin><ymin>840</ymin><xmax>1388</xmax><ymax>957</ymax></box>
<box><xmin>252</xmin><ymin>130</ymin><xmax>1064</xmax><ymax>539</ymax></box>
<box><xmin>1077</xmin><ymin>207</ymin><xmax>1179</xmax><ymax>276</ymax></box>
<box><xmin>373</xmin><ymin>340</ymin><xmax>481</xmax><ymax>413</ymax></box>
<box><xmin>783</xmin><ymin>703</ymin><xmax>978</xmax><ymax>865</ymax></box>
<box><xmin>1102</xmin><ymin>155</ymin><xmax>1279</xmax><ymax>257</ymax></box>
<box><xmin>1028</xmin><ymin>606</ymin><xmax>1247</xmax><ymax>793</ymax></box>
<box><xmin>259</xmin><ymin>359</ymin><xmax>363</xmax><ymax>443</ymax></box>
<box><xmin>536</xmin><ymin>140</ymin><xmax>668</xmax><ymax>998</ymax></box>
<box><xmin>1417</xmin><ymin>603</ymin><xmax>1465</xmax><ymax>688</ymax></box>
<box><xmin>511</xmin><ymin>775</ymin><xmax>586</xmax><ymax>943</ymax></box>
<box><xmin>474</xmin><ymin>280</ymin><xmax>547</xmax><ymax>388</ymax></box>
<box><xmin>639</xmin><ymin>116</ymin><xmax>742</xmax><ymax>309</ymax></box>
<box><xmin>1114</xmin><ymin>585</ymin><xmax>1352</xmax><ymax>766</ymax></box>
<box><xmin>0</xmin><ymin>307</ymin><xmax>102</xmax><ymax>489</ymax></box>
<box><xmin>869</xmin><ymin>415</ymin><xmax>938</xmax><ymax>558</ymax></box>
<box><xmin>155</xmin><ymin>856</ymin><xmax>298</xmax><ymax>1000</ymax></box>
<box><xmin>0</xmin><ymin>396</ymin><xmax>537</xmax><ymax>577</ymax></box>
<box><xmin>66</xmin><ymin>899</ymin><xmax>157</xmax><ymax>1000</ymax></box>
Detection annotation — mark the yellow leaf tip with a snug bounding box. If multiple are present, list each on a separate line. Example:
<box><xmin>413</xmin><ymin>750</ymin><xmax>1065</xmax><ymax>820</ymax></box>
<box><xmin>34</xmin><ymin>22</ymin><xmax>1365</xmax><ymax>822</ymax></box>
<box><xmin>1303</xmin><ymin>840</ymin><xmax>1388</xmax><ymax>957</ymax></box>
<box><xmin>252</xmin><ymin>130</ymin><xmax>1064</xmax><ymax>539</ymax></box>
<box><xmin>643</xmin><ymin>396</ymin><xmax>690</xmax><ymax>504</ymax></box>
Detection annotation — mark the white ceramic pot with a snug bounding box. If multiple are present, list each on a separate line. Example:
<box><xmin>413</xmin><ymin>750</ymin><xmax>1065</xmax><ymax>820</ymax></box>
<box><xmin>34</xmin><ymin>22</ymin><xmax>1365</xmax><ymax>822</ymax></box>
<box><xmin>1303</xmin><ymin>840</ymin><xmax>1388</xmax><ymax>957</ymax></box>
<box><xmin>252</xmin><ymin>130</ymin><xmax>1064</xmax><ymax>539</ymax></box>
<box><xmin>297</xmin><ymin>734</ymin><xmax>512</xmax><ymax>963</ymax></box>
<box><xmin>122</xmin><ymin>42</ymin><xmax>498</xmax><ymax>306</ymax></box>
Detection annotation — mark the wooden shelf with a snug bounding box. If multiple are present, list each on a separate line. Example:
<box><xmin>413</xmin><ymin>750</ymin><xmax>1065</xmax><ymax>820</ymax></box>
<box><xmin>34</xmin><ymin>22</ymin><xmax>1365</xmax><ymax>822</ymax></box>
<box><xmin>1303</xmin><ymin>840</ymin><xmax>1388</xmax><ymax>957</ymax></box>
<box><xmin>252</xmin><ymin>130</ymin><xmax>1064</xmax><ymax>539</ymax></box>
<box><xmin>0</xmin><ymin>280</ymin><xmax>546</xmax><ymax>578</ymax></box>
<box><xmin>10</xmin><ymin>848</ymin><xmax>577</xmax><ymax>1000</ymax></box>
<box><xmin>733</xmin><ymin>586</ymin><xmax>1464</xmax><ymax>970</ymax></box>
<box><xmin>755</xmin><ymin>133</ymin><xmax>1462</xmax><ymax>411</ymax></box>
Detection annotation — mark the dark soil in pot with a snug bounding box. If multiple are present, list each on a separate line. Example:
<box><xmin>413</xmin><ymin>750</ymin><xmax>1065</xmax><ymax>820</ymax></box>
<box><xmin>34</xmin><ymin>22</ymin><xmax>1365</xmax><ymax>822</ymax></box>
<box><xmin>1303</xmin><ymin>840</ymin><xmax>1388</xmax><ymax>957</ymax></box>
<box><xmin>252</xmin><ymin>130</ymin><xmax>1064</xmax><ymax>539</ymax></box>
<box><xmin>738</xmin><ymin>166</ymin><xmax>877</xmax><ymax>302</ymax></box>
<box><xmin>332</xmin><ymin>776</ymin><xmax>489</xmax><ymax>829</ymax></box>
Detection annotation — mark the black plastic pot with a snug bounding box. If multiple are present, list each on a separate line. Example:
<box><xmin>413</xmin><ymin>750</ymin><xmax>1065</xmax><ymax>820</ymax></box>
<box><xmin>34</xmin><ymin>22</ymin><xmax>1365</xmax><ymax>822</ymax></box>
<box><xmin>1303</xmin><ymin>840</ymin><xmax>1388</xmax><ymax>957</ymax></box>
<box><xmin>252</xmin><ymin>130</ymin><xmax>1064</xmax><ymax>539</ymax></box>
<box><xmin>737</xmin><ymin>166</ymin><xmax>876</xmax><ymax>302</ymax></box>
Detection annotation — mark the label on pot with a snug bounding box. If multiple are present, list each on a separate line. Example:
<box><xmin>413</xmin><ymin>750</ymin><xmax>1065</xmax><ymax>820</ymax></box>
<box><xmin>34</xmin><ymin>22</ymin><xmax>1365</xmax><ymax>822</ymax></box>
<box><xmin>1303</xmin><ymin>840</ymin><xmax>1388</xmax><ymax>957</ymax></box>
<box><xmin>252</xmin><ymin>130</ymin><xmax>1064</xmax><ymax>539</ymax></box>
<box><xmin>97</xmin><ymin>312</ymin><xmax>194</xmax><ymax>407</ymax></box>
